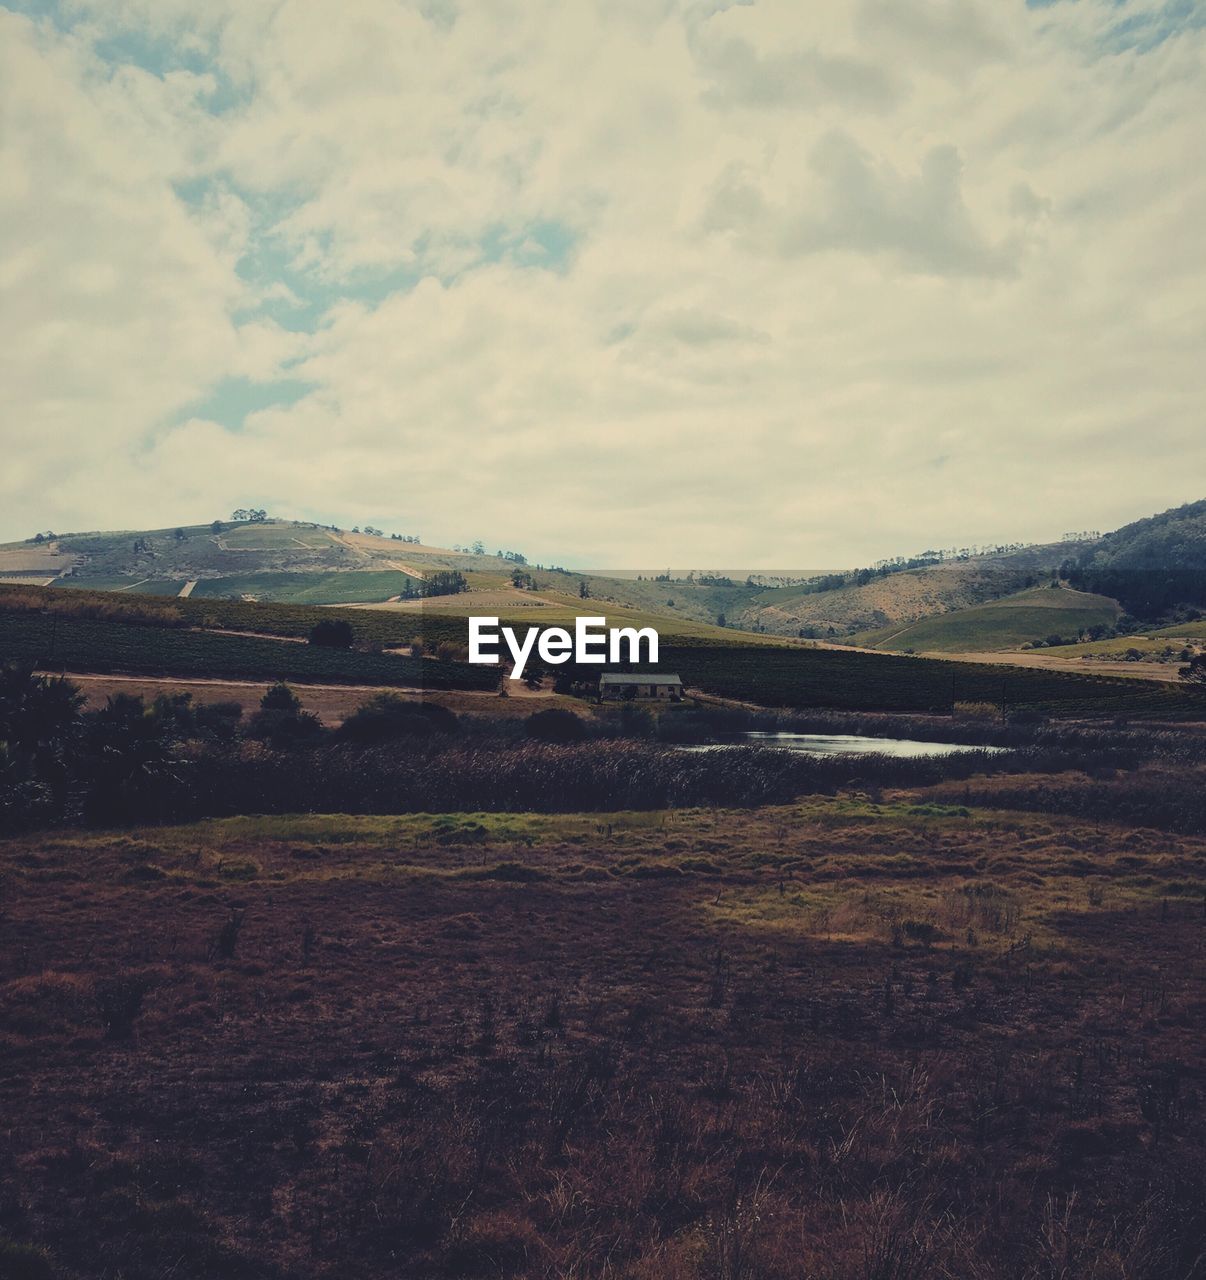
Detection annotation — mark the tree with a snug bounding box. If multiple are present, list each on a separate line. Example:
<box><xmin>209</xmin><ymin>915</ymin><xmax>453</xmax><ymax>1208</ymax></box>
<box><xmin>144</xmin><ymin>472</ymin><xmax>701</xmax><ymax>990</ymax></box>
<box><xmin>174</xmin><ymin>527</ymin><xmax>186</xmax><ymax>542</ymax></box>
<box><xmin>421</xmin><ymin>571</ymin><xmax>468</xmax><ymax>598</ymax></box>
<box><xmin>211</xmin><ymin>520</ymin><xmax>224</xmax><ymax>534</ymax></box>
<box><xmin>716</xmin><ymin>613</ymin><xmax>727</xmax><ymax>628</ymax></box>
<box><xmin>260</xmin><ymin>681</ymin><xmax>301</xmax><ymax>712</ymax></box>
<box><xmin>579</xmin><ymin>579</ymin><xmax>590</xmax><ymax>599</ymax></box>
<box><xmin>232</xmin><ymin>509</ymin><xmax>250</xmax><ymax>521</ymax></box>
<box><xmin>80</xmin><ymin>693</ymin><xmax>186</xmax><ymax>826</ymax></box>
<box><xmin>309</xmin><ymin>619</ymin><xmax>354</xmax><ymax>649</ymax></box>
<box><xmin>0</xmin><ymin>664</ymin><xmax>83</xmax><ymax>755</ymax></box>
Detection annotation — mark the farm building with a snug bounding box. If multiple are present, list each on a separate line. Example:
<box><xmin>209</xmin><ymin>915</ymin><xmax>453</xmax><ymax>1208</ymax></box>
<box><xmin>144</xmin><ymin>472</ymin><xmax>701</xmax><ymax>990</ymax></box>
<box><xmin>599</xmin><ymin>673</ymin><xmax>684</xmax><ymax>701</ymax></box>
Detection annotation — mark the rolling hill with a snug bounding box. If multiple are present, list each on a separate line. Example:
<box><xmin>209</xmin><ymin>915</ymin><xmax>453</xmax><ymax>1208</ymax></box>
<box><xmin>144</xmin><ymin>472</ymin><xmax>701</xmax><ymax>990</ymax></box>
<box><xmin>853</xmin><ymin>585</ymin><xmax>1121</xmax><ymax>654</ymax></box>
<box><xmin>1065</xmin><ymin>498</ymin><xmax>1206</xmax><ymax>616</ymax></box>
<box><xmin>2</xmin><ymin>500</ymin><xmax>1202</xmax><ymax>649</ymax></box>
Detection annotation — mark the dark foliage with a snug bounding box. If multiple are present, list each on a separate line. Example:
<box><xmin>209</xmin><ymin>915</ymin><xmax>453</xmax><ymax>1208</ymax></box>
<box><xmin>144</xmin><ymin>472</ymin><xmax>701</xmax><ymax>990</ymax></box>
<box><xmin>336</xmin><ymin>695</ymin><xmax>459</xmax><ymax>743</ymax></box>
<box><xmin>260</xmin><ymin>681</ymin><xmax>301</xmax><ymax>711</ymax></box>
<box><xmin>308</xmin><ymin>618</ymin><xmax>354</xmax><ymax>649</ymax></box>
<box><xmin>1064</xmin><ymin>499</ymin><xmax>1206</xmax><ymax>615</ymax></box>
<box><xmin>0</xmin><ymin>609</ymin><xmax>497</xmax><ymax>690</ymax></box>
<box><xmin>525</xmin><ymin>708</ymin><xmax>587</xmax><ymax>743</ymax></box>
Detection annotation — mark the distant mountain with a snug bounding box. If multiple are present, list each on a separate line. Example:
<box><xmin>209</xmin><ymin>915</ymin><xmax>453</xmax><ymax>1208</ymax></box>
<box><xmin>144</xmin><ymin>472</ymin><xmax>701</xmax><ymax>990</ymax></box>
<box><xmin>1065</xmin><ymin>499</ymin><xmax>1206</xmax><ymax>617</ymax></box>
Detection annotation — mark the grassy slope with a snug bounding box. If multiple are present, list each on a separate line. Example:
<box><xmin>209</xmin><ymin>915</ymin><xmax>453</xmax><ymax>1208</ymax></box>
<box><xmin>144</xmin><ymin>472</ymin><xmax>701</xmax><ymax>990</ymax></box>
<box><xmin>1039</xmin><ymin>627</ymin><xmax>1205</xmax><ymax>663</ymax></box>
<box><xmin>383</xmin><ymin>588</ymin><xmax>797</xmax><ymax>645</ymax></box>
<box><xmin>188</xmin><ymin>570</ymin><xmax>416</xmax><ymax>604</ymax></box>
<box><xmin>854</xmin><ymin>587</ymin><xmax>1120</xmax><ymax>653</ymax></box>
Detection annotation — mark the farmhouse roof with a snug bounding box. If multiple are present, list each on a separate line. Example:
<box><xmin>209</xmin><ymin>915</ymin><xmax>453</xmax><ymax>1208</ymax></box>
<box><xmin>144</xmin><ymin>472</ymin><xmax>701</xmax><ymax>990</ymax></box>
<box><xmin>599</xmin><ymin>672</ymin><xmax>683</xmax><ymax>686</ymax></box>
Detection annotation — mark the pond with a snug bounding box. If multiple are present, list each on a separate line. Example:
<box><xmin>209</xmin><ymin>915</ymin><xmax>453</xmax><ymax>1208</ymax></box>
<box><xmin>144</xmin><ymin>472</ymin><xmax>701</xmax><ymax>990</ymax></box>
<box><xmin>687</xmin><ymin>732</ymin><xmax>1006</xmax><ymax>759</ymax></box>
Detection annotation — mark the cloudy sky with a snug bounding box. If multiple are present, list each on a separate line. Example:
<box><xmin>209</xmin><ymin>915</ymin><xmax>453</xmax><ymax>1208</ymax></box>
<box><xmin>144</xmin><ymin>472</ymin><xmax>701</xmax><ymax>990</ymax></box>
<box><xmin>2</xmin><ymin>0</ymin><xmax>1204</xmax><ymax>567</ymax></box>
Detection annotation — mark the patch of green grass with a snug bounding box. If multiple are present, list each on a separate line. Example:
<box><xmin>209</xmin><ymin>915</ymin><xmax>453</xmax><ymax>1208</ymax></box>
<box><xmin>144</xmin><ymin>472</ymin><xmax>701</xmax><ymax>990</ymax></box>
<box><xmin>856</xmin><ymin>587</ymin><xmax>1120</xmax><ymax>653</ymax></box>
<box><xmin>190</xmin><ymin>570</ymin><xmax>415</xmax><ymax>604</ymax></box>
<box><xmin>219</xmin><ymin>525</ymin><xmax>336</xmax><ymax>550</ymax></box>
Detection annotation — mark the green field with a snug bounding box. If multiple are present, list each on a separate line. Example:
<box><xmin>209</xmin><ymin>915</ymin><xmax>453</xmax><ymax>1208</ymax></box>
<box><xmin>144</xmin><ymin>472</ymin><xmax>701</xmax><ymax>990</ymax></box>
<box><xmin>855</xmin><ymin>587</ymin><xmax>1120</xmax><ymax>653</ymax></box>
<box><xmin>188</xmin><ymin>570</ymin><xmax>414</xmax><ymax>604</ymax></box>
<box><xmin>1039</xmin><ymin>629</ymin><xmax>1204</xmax><ymax>663</ymax></box>
<box><xmin>217</xmin><ymin>524</ymin><xmax>336</xmax><ymax>550</ymax></box>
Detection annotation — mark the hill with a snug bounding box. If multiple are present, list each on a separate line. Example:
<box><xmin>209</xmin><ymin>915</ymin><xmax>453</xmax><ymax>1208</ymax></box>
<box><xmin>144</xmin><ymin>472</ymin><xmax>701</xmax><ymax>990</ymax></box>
<box><xmin>722</xmin><ymin>543</ymin><xmax>1087</xmax><ymax>638</ymax></box>
<box><xmin>0</xmin><ymin>518</ymin><xmax>1087</xmax><ymax>627</ymax></box>
<box><xmin>3</xmin><ymin>500</ymin><xmax>1202</xmax><ymax>646</ymax></box>
<box><xmin>1065</xmin><ymin>498</ymin><xmax>1206</xmax><ymax>616</ymax></box>
<box><xmin>3</xmin><ymin>519</ymin><xmax>551</xmax><ymax>585</ymax></box>
<box><xmin>853</xmin><ymin>585</ymin><xmax>1121</xmax><ymax>654</ymax></box>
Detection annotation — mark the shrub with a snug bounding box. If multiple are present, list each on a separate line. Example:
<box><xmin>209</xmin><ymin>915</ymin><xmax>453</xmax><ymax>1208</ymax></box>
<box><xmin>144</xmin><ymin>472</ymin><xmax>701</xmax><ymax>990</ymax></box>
<box><xmin>247</xmin><ymin>707</ymin><xmax>324</xmax><ymax>747</ymax></box>
<box><xmin>337</xmin><ymin>695</ymin><xmax>459</xmax><ymax>743</ymax></box>
<box><xmin>526</xmin><ymin>708</ymin><xmax>587</xmax><ymax>743</ymax></box>
<box><xmin>260</xmin><ymin>681</ymin><xmax>301</xmax><ymax>712</ymax></box>
<box><xmin>616</xmin><ymin>701</ymin><xmax>655</xmax><ymax>739</ymax></box>
<box><xmin>309</xmin><ymin>619</ymin><xmax>354</xmax><ymax>649</ymax></box>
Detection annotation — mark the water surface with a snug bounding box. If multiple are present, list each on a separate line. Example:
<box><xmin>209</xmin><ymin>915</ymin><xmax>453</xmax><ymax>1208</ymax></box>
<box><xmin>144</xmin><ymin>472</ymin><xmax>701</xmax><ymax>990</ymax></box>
<box><xmin>697</xmin><ymin>731</ymin><xmax>1005</xmax><ymax>759</ymax></box>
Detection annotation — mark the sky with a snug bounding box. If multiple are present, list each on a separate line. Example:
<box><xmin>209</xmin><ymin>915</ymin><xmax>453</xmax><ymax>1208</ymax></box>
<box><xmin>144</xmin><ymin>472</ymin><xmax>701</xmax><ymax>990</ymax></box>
<box><xmin>1</xmin><ymin>0</ymin><xmax>1204</xmax><ymax>567</ymax></box>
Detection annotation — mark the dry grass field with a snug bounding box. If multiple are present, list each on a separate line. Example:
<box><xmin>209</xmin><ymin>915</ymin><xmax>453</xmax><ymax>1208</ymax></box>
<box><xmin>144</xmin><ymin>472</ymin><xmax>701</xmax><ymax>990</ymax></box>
<box><xmin>2</xmin><ymin>789</ymin><xmax>1203</xmax><ymax>1279</ymax></box>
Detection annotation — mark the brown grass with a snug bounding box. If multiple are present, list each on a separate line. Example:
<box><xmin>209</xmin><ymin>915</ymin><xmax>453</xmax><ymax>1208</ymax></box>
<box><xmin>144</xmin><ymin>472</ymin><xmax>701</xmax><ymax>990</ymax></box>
<box><xmin>1</xmin><ymin>794</ymin><xmax>1202</xmax><ymax>1278</ymax></box>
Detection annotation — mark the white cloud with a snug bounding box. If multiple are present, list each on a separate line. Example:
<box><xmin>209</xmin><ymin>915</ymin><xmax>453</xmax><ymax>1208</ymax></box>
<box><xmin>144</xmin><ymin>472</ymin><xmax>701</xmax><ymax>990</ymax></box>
<box><xmin>1</xmin><ymin>0</ymin><xmax>1205</xmax><ymax>564</ymax></box>
<box><xmin>701</xmin><ymin>131</ymin><xmax>1031</xmax><ymax>276</ymax></box>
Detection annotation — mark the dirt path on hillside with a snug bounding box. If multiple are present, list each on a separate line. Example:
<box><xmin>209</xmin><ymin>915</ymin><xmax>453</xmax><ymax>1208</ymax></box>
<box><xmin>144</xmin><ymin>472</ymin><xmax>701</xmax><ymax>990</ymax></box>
<box><xmin>385</xmin><ymin>559</ymin><xmax>425</xmax><ymax>579</ymax></box>
<box><xmin>178</xmin><ymin>580</ymin><xmax>197</xmax><ymax>598</ymax></box>
<box><xmin>194</xmin><ymin>626</ymin><xmax>307</xmax><ymax>643</ymax></box>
